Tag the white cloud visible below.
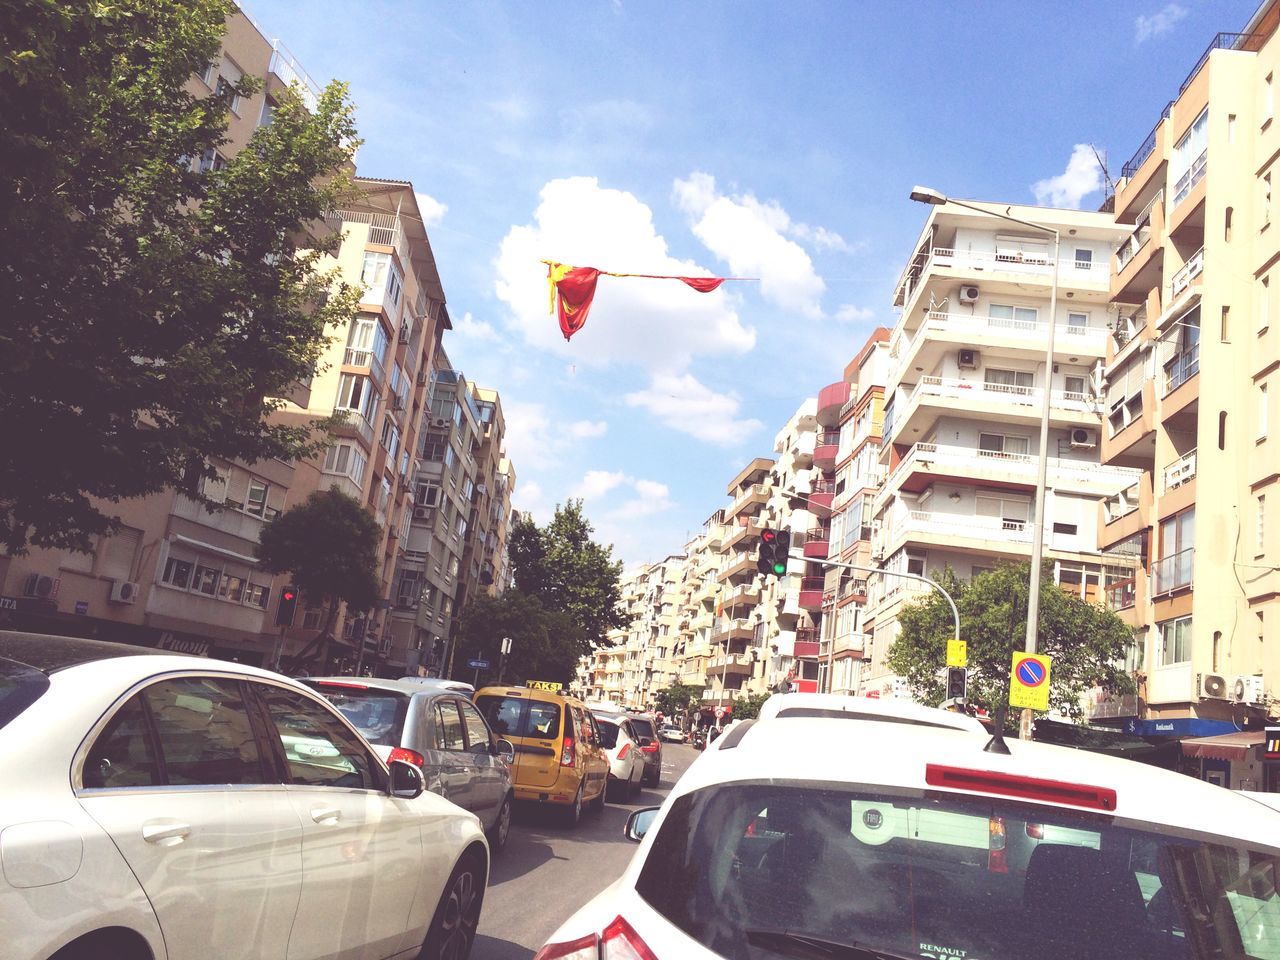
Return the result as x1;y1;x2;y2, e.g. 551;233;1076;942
1135;3;1188;44
1031;144;1103;209
570;470;676;561
489;96;531;124
560;99;654;139
494;177;756;370
511;480;552;524
454;311;500;341
501;402;608;471
574;469;628;500
567;420;608;439
414;191;448;227
673;171;829;317
834;304;875;325
625;371;763;446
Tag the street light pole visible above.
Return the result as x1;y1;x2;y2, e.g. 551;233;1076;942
910;188;1059;739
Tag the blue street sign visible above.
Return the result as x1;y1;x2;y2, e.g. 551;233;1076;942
1016;659;1046;687
467;659;490;669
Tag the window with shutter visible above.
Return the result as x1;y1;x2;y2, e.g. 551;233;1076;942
100;527;141;581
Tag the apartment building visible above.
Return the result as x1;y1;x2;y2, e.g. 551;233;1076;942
863;200;1140;696
1101;9;1280;786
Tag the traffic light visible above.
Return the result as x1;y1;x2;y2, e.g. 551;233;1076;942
945;665;967;701
756;528;792;578
275;586;299;628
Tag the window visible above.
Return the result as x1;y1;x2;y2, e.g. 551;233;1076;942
396;570;420;607
380;419;401;459
421;431;449;462
100;527;141;581
198;58;217;87
144;677;265;785
988;304;1038;327
1222;305;1231;343
1258;494;1268;557
361;251;391;297
302;606;323;630
1262;277;1271;335
976;494;1030;527
161;556;193;589
197;148;226;174
215;56;243;115
1064;375;1087;399
978;433;1030;456
1158;616;1192;666
1260;383;1269;441
244;582;270;609
1155;508;1195;594
1066;311;1089;330
1052;522;1079;536
336;373;377;422
458;701;493;756
1172;109;1208;206
1267;72;1274;124
415;483;439;507
1074;249;1092;269
245;479;268;518
346;316;389;370
192;564;221;596
1264;172;1273;228
323;442;367;484
82;697;159;789
257;684;382;790
984;368;1034;393
435;701;467;751
218;574;245;604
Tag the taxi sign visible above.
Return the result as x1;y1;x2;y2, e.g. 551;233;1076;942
526;679;561;692
1008;652;1052;711
946;639;968;668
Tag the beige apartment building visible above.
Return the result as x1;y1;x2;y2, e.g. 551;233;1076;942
1100;8;1280;786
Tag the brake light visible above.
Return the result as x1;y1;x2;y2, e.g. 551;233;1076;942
925;764;1117;812
617;743;630;760
388;747;425;767
987;816;1008;874
560;734;576;767
315;680;370;690
641;741;659;753
601;915;658;960
1025;822;1044;839
533;933;598;960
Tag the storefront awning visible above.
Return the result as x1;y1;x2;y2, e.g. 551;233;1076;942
1180;731;1264;762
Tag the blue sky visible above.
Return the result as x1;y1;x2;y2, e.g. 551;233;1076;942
248;0;1255;566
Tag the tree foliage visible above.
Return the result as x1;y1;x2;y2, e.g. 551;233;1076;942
885;562;1137;719
256;489;380;645
730;691;771;721
452;591;585;687
507;500;625;653
0;0;362;554
653;682;702;721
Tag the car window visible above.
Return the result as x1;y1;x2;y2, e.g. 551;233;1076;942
635;781;1280;960
629;717;656;741
595;718;620;750
82;696;159;789
143;677;266;786
435;700;467;751
256;684;382;790
457;700;493;756
476;694;563;741
306;684;408;747
585;711;602;746
0;658;50;730
528;701;561;740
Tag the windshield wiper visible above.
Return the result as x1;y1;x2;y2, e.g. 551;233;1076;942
745;928;921;960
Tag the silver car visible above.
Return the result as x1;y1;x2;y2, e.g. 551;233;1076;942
304;677;515;851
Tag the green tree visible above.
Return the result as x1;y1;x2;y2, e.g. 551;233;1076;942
0;0;362;554
451;591;585;687
730;691;771;721
886;562;1137;719
256;490;380;668
507;500;625;653
653;682;702;726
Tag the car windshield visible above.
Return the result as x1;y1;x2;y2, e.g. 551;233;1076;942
476;695;562;741
307;686;408;747
0;659;50;730
635;781;1280;960
595;718;621;750
629;717;656;740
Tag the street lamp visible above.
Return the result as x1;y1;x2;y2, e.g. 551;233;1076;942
909;186;1060;739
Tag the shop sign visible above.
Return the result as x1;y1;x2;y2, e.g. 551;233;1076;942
158;632;210;657
1266;727;1280;764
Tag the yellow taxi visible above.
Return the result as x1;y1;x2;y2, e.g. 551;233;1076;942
474;684;609;826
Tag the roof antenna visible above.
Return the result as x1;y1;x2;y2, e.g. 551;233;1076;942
984;705;1012;755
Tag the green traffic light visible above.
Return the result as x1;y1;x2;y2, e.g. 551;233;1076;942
772;561;786;575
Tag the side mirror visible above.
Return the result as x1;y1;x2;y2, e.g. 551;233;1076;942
389;758;425;800
624;807;661;843
494;739;515;763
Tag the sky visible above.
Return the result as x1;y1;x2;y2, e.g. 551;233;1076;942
247;0;1257;566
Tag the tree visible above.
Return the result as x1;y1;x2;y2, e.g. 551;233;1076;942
256;489;381;668
653;682;702;726
730;691;771;721
886;562;1137;720
507;500;625;653
451;591;585;687
0;0;363;554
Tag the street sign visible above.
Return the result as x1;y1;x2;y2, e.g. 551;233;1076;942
714;705;726;719
1266;727;1280;763
946;639;968;668
1009;652;1052;711
526;679;561;691
467;658;490;669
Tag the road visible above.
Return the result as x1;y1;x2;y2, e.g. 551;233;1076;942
474;742;699;959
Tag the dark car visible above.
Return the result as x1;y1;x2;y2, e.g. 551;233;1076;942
303;676;516;851
625;713;663;787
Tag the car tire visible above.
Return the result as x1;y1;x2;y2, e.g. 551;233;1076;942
563;783;584;827
419;851;485;960
589;780;606;813
487;793;512;853
643;763;659;788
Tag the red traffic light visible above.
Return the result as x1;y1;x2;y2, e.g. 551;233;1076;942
282;590;296;602
761;529;778;545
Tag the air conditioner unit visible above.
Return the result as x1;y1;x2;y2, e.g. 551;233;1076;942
416;371;428;387
21;573;60;600
392;395;405;412
413;505;434;520
399;323;411;344
1232;674;1266;705
1070;428;1097;449
430;417;450;429
958;285;980;304
110;580;140;604
958;348;980;370
1199;672;1229;700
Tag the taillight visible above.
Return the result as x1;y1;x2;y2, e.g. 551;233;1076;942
925;763;1117;812
315;680;370;689
388;747;425;767
601;916;658;960
988;815;1008;874
1025;822;1044;839
641;741;659;753
560;735;576;767
533;933;599;960
617;743;630;760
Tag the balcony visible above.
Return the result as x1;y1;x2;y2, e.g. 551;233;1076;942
1168;247;1204;301
266;41;322;112
813;431;840;471
880;510;1033;557
333;407;375;449
803;525;831;559
1104;576;1138;611
1163;344;1200;396
726;482;769;520
343;346;387;387
716;553;756;584
707;653;753;676
807;478;836;517
894;376;1097;441
1172;151;1207;209
1152;547;1194;595
710;618;755;645
831;633;868;657
895;311;1107;380
720;582;760;610
1163;448;1197;494
898;245;1109;313
793;639;821;658
816;381;851;428
798;577;826;610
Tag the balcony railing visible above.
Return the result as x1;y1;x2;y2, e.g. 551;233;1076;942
906;376;1094;416
1115;191;1162;272
906;246;1102;295
799;576;826;594
343;347;387;385
882;441;1141;494
1103;481;1142;523
1121;103;1172;180
1173;151;1207;208
1170;247;1204;298
334;407;374;447
1153;547;1194;594
267;41;322;112
1163;448;1197;492
888;510;1032;544
1104;576;1138;611
1164;344;1200;394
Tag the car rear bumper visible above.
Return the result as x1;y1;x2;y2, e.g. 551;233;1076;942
513;780;580;806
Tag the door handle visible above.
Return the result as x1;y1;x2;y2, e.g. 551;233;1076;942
310;806;342;824
142;820;191;846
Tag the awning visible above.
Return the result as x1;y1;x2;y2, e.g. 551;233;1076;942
1180;731;1264;762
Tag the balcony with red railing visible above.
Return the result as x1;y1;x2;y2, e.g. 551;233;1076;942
814;431;840;470
794;679;819;694
807;478;835;517
816;381;852;428
803;524;831;559
794;626;821;658
798;577;826;609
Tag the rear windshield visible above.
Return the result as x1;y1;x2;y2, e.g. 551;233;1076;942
595;718;621;750
636;781;1280;960
306;685;408;747
0;659;50;730
476;695;562;741
629;717;656;740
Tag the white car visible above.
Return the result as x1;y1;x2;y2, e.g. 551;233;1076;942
0;630;489;960
536;714;1280;960
757;691;989;734
659;724;687;743
592;713;644;801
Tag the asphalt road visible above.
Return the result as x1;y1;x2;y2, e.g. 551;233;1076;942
473;742;699;959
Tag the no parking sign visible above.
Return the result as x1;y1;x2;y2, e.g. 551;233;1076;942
1008;652;1052;711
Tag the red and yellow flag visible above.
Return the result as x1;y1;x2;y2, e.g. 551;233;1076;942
542;260;733;340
